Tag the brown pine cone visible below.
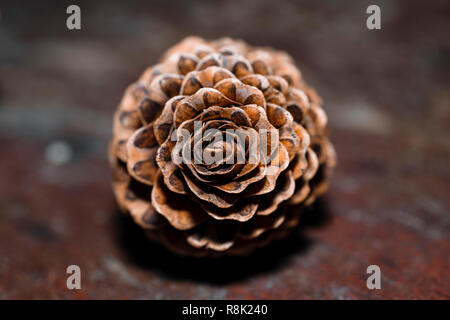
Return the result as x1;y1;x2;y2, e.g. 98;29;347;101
109;36;336;257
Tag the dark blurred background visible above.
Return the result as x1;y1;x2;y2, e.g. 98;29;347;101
0;0;449;299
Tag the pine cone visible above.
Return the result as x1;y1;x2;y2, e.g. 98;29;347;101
109;36;336;257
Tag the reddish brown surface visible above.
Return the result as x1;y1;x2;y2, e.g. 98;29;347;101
0;0;449;299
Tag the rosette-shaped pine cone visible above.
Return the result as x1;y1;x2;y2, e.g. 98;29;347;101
109;37;336;257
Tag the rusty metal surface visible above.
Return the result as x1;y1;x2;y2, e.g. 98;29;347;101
0;0;449;299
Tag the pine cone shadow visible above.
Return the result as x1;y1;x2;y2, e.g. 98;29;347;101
113;198;331;285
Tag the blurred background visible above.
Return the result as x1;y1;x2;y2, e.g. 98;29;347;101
0;0;449;299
